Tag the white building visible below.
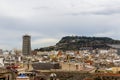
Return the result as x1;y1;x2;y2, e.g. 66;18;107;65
0;57;4;67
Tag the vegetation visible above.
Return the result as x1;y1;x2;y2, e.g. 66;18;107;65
35;36;120;51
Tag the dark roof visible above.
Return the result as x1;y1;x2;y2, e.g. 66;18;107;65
32;62;61;70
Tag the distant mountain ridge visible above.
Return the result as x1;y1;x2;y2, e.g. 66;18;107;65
35;36;120;51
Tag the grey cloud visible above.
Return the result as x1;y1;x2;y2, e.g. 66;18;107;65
66;6;120;16
89;7;120;15
0;0;120;50
32;6;50;10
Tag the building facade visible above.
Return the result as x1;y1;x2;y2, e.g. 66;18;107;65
0;49;2;55
22;35;31;56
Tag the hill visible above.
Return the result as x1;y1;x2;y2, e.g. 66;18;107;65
35;36;120;51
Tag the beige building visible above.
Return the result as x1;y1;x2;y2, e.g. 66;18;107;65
112;67;120;73
16;77;30;80
0;68;13;80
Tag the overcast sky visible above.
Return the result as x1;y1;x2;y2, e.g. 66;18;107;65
0;0;120;50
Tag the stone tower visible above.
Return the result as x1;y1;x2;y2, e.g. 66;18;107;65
22;34;31;55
